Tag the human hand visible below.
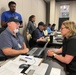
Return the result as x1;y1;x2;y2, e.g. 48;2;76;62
22;48;29;54
37;37;43;42
47;50;55;57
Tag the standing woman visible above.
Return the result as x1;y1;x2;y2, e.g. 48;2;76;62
47;20;76;75
26;15;36;35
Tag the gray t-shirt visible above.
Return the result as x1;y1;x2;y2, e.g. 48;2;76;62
26;21;36;34
0;28;24;58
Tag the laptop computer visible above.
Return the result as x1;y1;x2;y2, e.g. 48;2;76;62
26;41;49;57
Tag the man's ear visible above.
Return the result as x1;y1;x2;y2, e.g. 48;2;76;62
7;22;11;27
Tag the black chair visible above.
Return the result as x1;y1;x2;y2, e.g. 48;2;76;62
0;28;5;33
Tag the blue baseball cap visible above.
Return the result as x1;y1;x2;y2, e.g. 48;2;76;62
7;17;19;23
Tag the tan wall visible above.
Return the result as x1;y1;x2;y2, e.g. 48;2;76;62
0;0;46;33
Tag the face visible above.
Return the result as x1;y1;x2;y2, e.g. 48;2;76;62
32;17;36;22
44;26;47;30
50;25;51;28
8;22;20;32
60;24;70;37
39;26;44;31
9;4;16;12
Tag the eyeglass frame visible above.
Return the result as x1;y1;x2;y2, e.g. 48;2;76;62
60;27;68;30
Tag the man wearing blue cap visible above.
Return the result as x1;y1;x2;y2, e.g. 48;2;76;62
0;17;29;60
29;21;46;47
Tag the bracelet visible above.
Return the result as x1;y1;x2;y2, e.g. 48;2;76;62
53;54;56;58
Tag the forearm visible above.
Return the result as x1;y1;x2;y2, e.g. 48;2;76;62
1;21;7;27
47;47;73;64
3;48;24;56
26;24;30;33
22;42;26;49
37;37;46;42
37;39;46;42
54;47;62;54
54;54;66;63
3;47;29;56
54;54;73;64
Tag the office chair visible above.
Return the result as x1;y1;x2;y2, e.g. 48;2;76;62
0;28;5;33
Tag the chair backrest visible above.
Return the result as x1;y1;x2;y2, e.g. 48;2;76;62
0;28;5;34
23;29;30;48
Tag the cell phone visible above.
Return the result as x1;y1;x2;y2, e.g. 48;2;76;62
21;65;30;74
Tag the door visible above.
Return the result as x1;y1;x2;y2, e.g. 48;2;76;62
58;18;69;30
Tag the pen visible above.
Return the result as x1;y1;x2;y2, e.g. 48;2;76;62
19;58;27;62
25;57;32;60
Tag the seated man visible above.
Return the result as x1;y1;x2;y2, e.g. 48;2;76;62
51;23;56;31
0;17;29;60
43;25;48;36
29;22;46;48
47;23;52;34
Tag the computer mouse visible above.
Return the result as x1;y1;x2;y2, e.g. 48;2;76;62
19;64;30;68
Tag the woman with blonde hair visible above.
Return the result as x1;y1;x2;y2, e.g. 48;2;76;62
47;20;76;75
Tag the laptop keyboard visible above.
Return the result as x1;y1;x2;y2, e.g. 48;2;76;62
27;47;43;56
27;48;38;55
33;48;42;56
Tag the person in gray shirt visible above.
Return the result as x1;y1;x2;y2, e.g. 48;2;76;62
0;17;29;59
26;15;36;34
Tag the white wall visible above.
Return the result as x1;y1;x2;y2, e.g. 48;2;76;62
50;0;56;24
0;0;46;33
69;1;76;22
49;1;76;30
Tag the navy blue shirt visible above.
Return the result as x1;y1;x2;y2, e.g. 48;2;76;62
0;28;24;58
29;28;44;47
1;11;22;28
32;28;44;40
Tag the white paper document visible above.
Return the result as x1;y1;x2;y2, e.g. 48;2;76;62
50;67;61;75
0;55;43;75
0;60;22;75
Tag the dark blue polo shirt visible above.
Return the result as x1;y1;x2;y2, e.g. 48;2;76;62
0;28;24;58
32;28;44;40
1;11;22;24
29;28;44;47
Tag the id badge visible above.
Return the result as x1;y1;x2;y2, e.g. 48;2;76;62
18;43;22;48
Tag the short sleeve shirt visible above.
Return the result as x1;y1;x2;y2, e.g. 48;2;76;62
47;27;51;34
31;28;44;41
1;11;22;28
29;28;44;47
26;21;36;34
62;36;76;73
0;28;24;58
